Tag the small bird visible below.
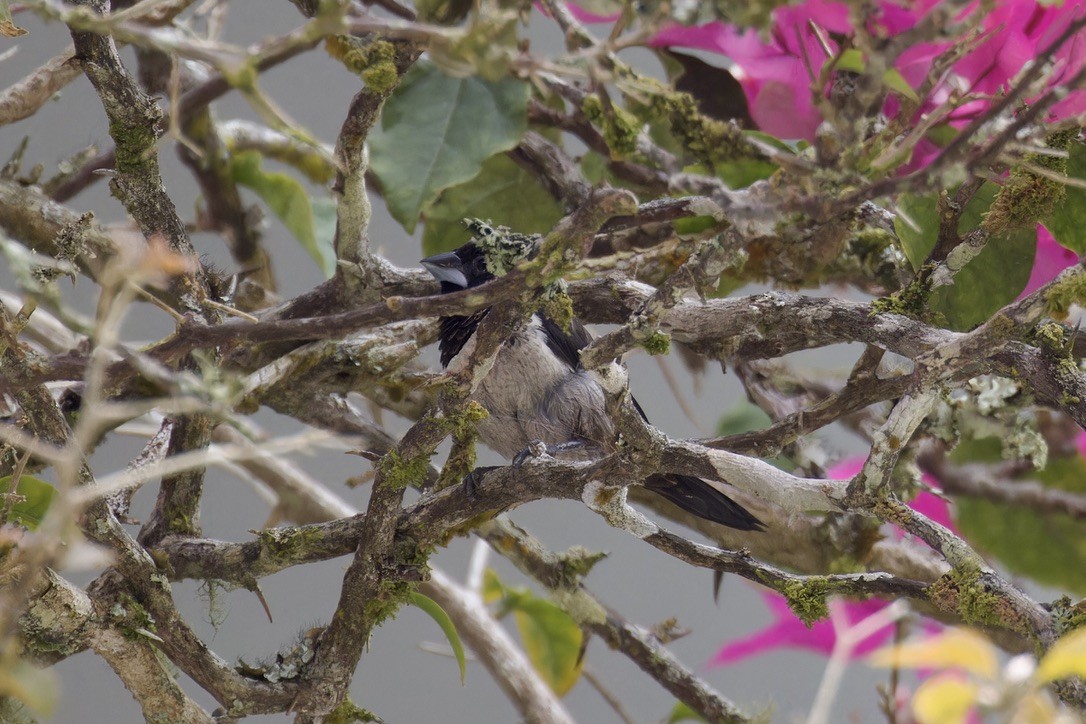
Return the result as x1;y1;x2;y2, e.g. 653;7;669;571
421;222;764;531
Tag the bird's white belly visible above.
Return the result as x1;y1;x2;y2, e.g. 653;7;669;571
449;318;574;458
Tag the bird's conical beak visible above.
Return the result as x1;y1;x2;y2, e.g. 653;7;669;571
420;252;469;288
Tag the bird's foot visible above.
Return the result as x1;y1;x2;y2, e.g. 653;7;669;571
512;440;549;468
512;439;587;467
462;466;498;498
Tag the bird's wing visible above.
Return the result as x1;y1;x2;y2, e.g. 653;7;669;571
540;312;764;531
537;314;594;370
438;310;489;367
644;474;765;531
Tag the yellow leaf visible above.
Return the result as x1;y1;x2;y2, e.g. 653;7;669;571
870;628;999;678
482;568;504;605
912;673;978;724
513;600;584;696
1011;692;1059;724
0;659;57;716
1036;627;1086;682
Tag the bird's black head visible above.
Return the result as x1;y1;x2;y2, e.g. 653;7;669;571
420;242;492;293
421;220;539;293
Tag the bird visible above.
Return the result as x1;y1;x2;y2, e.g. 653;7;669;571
421;221;764;532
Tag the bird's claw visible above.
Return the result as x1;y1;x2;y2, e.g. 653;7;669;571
512;440;549;468
462;470;481;498
462;466;496;498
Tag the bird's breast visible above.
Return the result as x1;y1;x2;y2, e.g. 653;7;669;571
447;317;577;458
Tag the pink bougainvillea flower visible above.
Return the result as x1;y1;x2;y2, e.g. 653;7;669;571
642;0;1086;144
1019;225;1080;299
710;592;894;665
709;457;948;668
649;8;840;140
827;457;954;534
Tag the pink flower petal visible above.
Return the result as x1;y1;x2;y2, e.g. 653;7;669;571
644;0;1086;167
826;457;954;537
1019;226;1079;299
709;593;902;666
711;456;950;668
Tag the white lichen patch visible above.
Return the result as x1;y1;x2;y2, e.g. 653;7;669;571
582;481;659;538
463;218;537;276
967;375;1020;414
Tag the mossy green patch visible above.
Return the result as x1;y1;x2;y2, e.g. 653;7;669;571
326;37;400;92
259;525;325;557
437;402;489;490
1046;269;1086;320
378;448;433;491
870;263;934;319
928;567;1029;633
437;509;499;546
109;117;158;175
557;546;607;585
1050;596;1086;634
326;699;380;724
109;594;158;641
641;87;756;171
780;578;831;627
985;129;1077;235
1034;321;1068;351
357;539;432;631
540;287;574;333
640;331;671;356
581;95;640;158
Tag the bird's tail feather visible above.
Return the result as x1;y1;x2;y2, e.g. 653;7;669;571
644;474;765;531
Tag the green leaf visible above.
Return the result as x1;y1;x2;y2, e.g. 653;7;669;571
1037;627;1086;682
716;401;772;437
715;402;793;469
229;151;334;277
672;216;720;236
408;592;467;684
580;151;615;186
512;598;584;696
1044;140;1086;253
713;131;789;189
952;443;1086;595
482;567;505;605
1;475;56;530
483;569;584;696
831;49;919;103
421;154;562;257
895;193;940;269
895;184;1036;330
925;124;960;149
370;62;529;233
715;158;777;190
310;197;338;274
